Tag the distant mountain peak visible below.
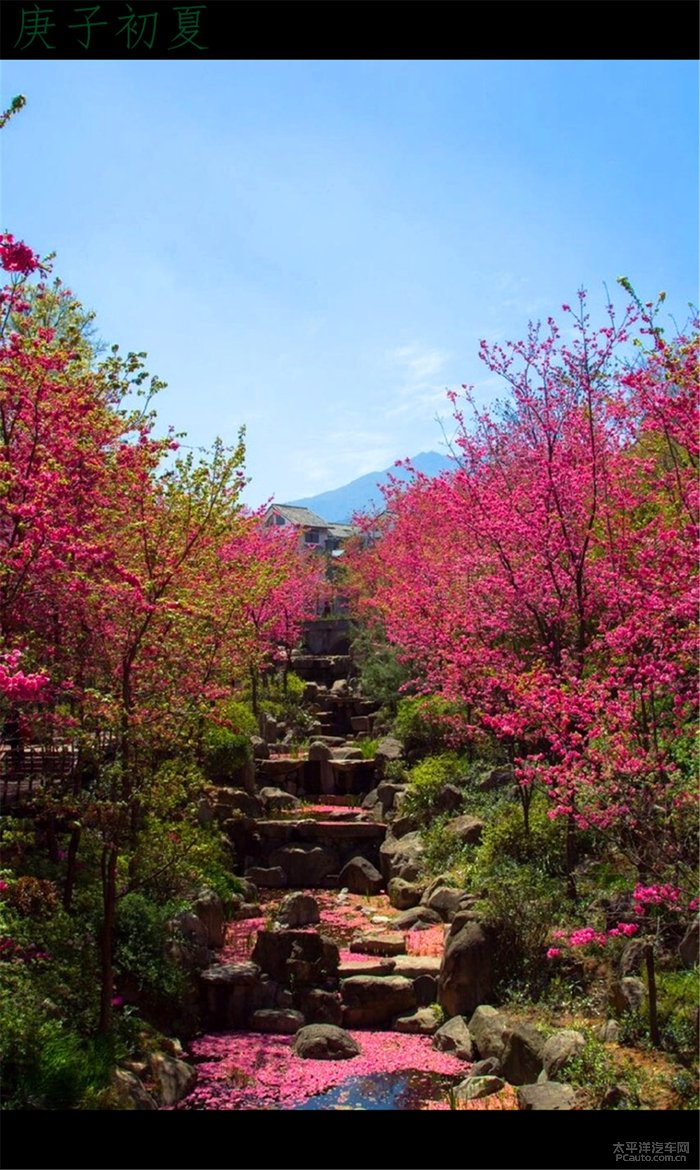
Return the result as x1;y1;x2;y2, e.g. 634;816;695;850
286;451;453;523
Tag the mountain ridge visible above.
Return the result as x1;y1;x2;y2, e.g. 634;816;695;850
286;451;453;523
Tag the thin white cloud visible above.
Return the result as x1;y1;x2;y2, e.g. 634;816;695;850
384;342;451;420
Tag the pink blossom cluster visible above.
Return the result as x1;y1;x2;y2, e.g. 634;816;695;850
0;233;39;274
547;920;640;957
632;884;681;911
0;650;50;701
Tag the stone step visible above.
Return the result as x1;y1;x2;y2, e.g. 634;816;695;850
349;932;407;957
338;958;396;978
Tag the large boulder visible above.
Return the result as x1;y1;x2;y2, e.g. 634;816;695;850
193;890;226;949
394;1006;443;1035
276;892;320;928
379;832;425;883
251;1009;305;1034
501;1023;546;1085
376;782;408;817
308;741;333;762
259;787;300;814
111;1068;157;1110
422;886;467;922
433;784;464;814
517;1082;576;1110
375;737;404;767
432;1016;475;1061
293;1024;360;1060
609;977;645;1016
297;989;343;1026
338;856;383;896
541;1030;586;1080
342;975;416;1027
391;906;442;930
454;1075;506;1101
148;1053;197;1107
437;923;496;1018
210;787;262;818
244;866;287;888
252;929;339;987
467;1006;508;1061
388;878;425;910
442;814;485;846
199;961;261;1029
166;912;211;972
268;845;338;886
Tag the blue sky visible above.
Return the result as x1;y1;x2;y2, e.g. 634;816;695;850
2;59;698;507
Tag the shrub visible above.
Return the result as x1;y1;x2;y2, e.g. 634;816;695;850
473;794;568;879
477;862;565;999
115;893;189;1006
421;814;478;878
393;696;464;760
201;725;251;782
402;752;465;821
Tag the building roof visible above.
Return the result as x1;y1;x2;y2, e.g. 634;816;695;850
269;504;330;528
327;524;356;539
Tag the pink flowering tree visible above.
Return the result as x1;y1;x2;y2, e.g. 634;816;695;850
348;290;698;902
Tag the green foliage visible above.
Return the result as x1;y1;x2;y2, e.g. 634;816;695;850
617;968;699;1059
421;814;477;878
114;893;188;1004
554;1033;633;1108
477;862;565;998
216;698;258;737
201;725;251;781
356;737;379;759
383;759;408;783
393;696;462;759
473;794;568;879
350;623;408;714
402;752;465;821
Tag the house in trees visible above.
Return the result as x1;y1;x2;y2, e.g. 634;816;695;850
263;505;356;555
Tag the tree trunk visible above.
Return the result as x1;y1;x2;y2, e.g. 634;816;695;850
98;843;118;1035
645;943;660;1046
62;825;81;912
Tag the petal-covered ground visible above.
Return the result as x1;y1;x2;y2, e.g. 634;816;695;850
180;1030;466;1110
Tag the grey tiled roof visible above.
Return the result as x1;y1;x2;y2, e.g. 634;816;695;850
269;504;329;528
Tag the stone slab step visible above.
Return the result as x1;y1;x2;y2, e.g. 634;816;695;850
338;959;396;978
349;932;406;957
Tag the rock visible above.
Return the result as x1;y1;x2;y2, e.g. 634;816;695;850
251;1009;305;1034
478;766;513;791
391;814;422;838
619;939;647;977
609;977;645;1015
166;911;211;971
276;892;320;928
388;878;426;910
111;1068;157;1110
293;1023;360;1060
421;874;456;900
375;737;404;765
338;856;383;896
308;741;334;762
199;962;261;1029
268;845;338;886
455;1075;505;1101
361;789;380;811
392;906;442;930
601;1084;635;1108
193;889;226;949
342;975;416;1027
252;929;339;986
330;679;349;697
259;787;300;814
394;1006;443;1034
297;989;343;1026
542;1030;586;1079
442;814;485;845
237;878;259;902
212;787;262;818
433;784;464;814
448;908;484;934
470;1057;502;1077
237;902;262;919
379;832;425;883
438;924;496;1018
432;1016;475;1061
413;974;439;1006
679;915;699;968
350;932;406;957
517;1082;576;1110
245;866;288;888
196;798;215;825
467;1006;509;1061
376;782;408;816
251;736;269;759
595;1019;621;1043
422;886;467;921
501;1023;546;1085
331;746;363;761
148;1054;197;1107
